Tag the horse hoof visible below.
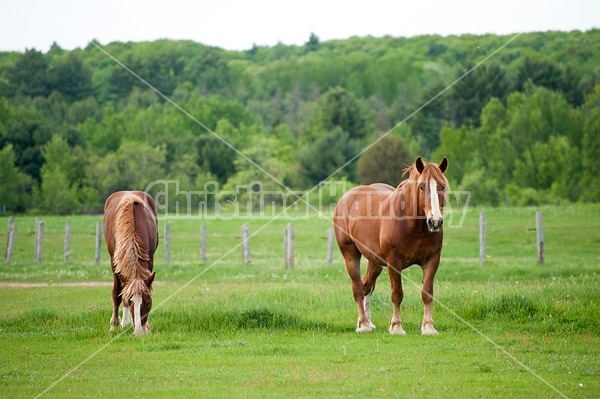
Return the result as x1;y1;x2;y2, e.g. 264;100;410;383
389;325;406;335
356;325;374;333
133;328;148;336
421;325;439;335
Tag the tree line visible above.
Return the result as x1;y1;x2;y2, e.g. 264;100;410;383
0;30;599;214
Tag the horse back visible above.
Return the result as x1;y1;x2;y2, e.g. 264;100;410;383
132;193;159;260
334;183;395;219
333;184;395;263
103;191;158;261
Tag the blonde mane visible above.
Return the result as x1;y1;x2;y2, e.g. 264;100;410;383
401;160;449;190
394;159;450;217
112;193;153;299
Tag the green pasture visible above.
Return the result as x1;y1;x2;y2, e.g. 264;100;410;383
0;205;599;398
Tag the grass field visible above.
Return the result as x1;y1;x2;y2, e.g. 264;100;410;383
0;204;599;398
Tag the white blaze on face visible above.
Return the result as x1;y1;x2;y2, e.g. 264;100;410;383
429;179;442;221
132;294;144;335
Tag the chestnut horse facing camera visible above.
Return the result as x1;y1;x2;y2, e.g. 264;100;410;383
104;191;158;336
334;156;449;335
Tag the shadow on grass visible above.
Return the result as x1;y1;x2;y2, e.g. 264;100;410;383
150;306;347;334
0;306;348;336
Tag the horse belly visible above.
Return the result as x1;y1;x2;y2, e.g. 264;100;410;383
334;188;391;265
346;224;386;266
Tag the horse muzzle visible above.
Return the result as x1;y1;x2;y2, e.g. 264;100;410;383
427;217;444;233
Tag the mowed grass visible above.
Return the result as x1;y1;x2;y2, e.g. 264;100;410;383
0;204;599;398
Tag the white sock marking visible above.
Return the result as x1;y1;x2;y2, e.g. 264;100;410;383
121;307;132;327
357;293;376;331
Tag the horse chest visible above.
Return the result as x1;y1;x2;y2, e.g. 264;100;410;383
381;229;442;266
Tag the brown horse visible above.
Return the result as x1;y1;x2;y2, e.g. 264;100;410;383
104;191;158;336
334;156;449;335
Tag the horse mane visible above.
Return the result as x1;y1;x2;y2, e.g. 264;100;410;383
113;193;153;299
401;160;449;190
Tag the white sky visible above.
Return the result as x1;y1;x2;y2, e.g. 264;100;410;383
0;0;598;52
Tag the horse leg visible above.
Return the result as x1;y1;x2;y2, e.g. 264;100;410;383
421;259;440;335
121;305;133;327
110;272;121;331
341;246;371;333
387;262;406;335
362;260;383;330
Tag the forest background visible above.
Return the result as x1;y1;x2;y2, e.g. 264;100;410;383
0;30;599;214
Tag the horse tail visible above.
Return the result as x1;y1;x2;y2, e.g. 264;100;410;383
113;194;152;286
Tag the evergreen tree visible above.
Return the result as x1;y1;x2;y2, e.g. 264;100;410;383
39;136;81;214
515;57;564;93
450;63;510;128
305;33;320;52
580;87;600;202
317;87;368;140
5;49;50;97
0;144;32;212
297;128;360;186
47;52;94;101
357;135;413;185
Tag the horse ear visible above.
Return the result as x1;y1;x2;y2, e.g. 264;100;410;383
145;272;156;287
415;156;425;173
439;157;448;173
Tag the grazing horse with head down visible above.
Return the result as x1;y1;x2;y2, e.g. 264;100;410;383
104;191;158;336
334;156;449;335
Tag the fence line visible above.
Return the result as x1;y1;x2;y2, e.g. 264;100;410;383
479;212;486;267
284;223;294;269
536;212;544;265
200;225;207;263
0;214;547;266
5;216;15;263
35;217;43;263
242;223;251;264
326;227;334;264
64;221;71;263
164;224;171;264
95;222;102;264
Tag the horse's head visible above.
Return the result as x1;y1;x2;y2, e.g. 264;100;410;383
122;273;155;335
405;156;449;233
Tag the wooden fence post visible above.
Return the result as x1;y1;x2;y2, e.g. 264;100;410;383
327;227;334;264
5;216;13;261
242;223;251;264
479;212;486;267
5;216;15;263
283;227;288;264
35;217;43;263
64;221;71;263
95;222;102;264
285;223;294;269
164;224;171;264
536;212;544;265
200;225;207;263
